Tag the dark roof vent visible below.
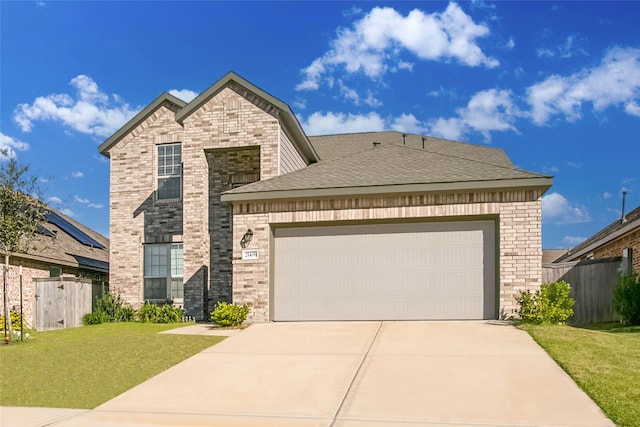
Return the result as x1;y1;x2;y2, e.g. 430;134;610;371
402;134;407;145
372;141;381;147
421;137;426;149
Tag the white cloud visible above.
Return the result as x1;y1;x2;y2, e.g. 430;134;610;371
337;80;383;107
0;132;30;160
300;111;386;136
563;235;587;246
425;117;464;141
427;89;518;141
297;3;498;91
538;35;587;59
542;165;560;174
541;192;591;224
168;89;198;103
72;171;84;178
506;37;515;49
74;195;90;204
527;46;640;125
13;75;140;137
536;48;555;58
391;113;429;134
60;208;76;217
47;196;62;204
88;203;103;209
602;192;613;199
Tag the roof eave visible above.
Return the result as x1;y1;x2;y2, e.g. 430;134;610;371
98;92;187;157
221;177;553;203
558;217;640;262
175;71;319;163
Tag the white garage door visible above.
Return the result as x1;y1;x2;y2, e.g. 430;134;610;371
273;221;495;321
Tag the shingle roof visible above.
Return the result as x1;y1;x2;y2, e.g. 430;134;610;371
222;142;551;201
16;208;109;272
555;205;640;263
310;131;513;167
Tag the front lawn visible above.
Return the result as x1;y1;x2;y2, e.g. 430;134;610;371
522;323;640;427
0;323;224;409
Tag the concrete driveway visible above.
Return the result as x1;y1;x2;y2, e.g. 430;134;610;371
3;321;614;426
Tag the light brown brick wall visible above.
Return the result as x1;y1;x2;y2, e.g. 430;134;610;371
181;86;282;319
593;227;640;273
232;189;544;321
108;104;184;307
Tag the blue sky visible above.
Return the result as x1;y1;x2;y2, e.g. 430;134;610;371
1;1;638;249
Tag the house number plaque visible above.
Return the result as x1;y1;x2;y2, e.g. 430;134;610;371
242;249;259;260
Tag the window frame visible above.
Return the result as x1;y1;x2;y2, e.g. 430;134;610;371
156;142;182;201
143;243;184;302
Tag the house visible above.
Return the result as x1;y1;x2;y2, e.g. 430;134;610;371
98;71;552;322
1;209;109;328
555;205;640;273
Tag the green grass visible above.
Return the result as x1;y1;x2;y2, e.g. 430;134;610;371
0;323;224;409
521;323;640;427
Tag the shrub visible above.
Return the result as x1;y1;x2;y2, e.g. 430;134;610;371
515;281;575;324
0;311;23;331
210;302;249;327
138;302;183;323
82;311;110;325
83;292;134;325
614;273;640;325
137;302;159;323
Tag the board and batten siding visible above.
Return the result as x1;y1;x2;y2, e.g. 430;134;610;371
279;129;307;174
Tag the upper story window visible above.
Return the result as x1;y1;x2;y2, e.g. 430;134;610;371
157;143;182;200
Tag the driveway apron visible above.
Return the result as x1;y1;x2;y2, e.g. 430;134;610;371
45;321;613;427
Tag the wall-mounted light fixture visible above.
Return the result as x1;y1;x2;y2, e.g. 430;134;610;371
240;228;253;248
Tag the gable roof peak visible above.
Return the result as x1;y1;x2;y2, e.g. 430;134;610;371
174;71;318;162
98;92;186;157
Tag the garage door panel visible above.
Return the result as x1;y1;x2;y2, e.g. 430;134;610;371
274;221;495;321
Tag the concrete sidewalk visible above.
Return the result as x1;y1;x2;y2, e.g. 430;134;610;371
1;321;614;426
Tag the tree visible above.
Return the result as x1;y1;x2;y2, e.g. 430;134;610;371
1;150;47;342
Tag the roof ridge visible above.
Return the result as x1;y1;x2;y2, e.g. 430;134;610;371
369;143;550;178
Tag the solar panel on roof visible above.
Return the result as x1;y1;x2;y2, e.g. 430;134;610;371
38;226;54;237
45;211;106;249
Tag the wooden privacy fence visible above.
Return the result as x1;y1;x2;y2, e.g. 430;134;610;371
34;277;93;331
542;257;621;325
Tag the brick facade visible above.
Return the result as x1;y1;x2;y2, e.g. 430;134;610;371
232;189;544;322
107;85;301;319
593;227;640;273
108;103;184;307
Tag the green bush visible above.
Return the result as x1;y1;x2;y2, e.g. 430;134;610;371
515;281;575;324
137;302;159;323
138;302;183;323
614;273;640;325
210;302;249;327
83;292;134;325
82;311;110;325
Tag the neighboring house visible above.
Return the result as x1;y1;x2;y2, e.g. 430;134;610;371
555;205;640;273
99;71;552;322
1;209;109;328
542;249;569;264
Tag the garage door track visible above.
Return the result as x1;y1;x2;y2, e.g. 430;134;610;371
20;321;614;426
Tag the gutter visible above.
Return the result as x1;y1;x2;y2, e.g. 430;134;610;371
221;177;553;203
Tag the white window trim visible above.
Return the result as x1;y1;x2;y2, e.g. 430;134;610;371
156;142;182;201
